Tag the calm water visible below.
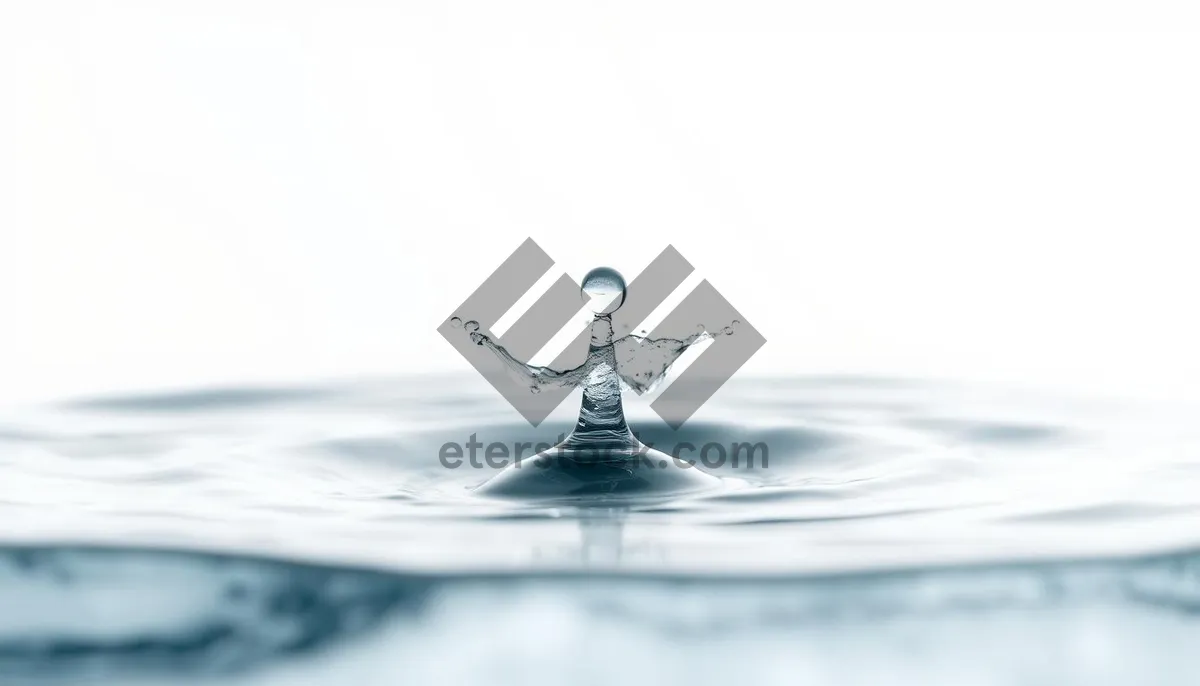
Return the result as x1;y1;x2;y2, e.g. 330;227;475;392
2;375;1200;685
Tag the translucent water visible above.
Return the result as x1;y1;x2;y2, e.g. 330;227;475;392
581;267;627;315
455;266;733;499
2;375;1200;684
465;320;720;396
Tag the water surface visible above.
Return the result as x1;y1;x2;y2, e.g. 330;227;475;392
2;375;1198;684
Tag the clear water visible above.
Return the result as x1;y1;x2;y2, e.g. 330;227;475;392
3;375;1200;684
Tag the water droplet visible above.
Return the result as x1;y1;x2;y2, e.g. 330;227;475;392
464;320;479;332
581;267;627;315
723;326;734;335
449;317;463;328
732;319;741;326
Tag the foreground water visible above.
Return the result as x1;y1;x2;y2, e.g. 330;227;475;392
2;375;1200;684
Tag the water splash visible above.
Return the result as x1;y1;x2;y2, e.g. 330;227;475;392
466;325;732;396
452;266;739;499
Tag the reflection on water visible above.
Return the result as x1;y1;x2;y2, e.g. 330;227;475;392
5;542;1200;685
1;374;1199;684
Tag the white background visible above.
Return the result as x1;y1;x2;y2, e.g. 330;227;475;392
3;1;1200;405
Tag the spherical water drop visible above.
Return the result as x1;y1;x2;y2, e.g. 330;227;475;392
723;326;734;335
581;267;627;315
449;317;463;328
464;320;479;332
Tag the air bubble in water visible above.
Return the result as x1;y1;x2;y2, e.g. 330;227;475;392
581;267;626;315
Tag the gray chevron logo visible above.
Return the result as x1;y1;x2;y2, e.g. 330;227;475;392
438;238;765;428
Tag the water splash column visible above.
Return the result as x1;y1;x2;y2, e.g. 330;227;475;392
476;265;723;499
574;315;631;436
570;268;633;443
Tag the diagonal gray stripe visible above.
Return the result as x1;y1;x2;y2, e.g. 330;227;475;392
648;280;766;429
450;238;553;329
547;327;594;373
611;245;695;337
437;319;578;426
499;273;588;361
